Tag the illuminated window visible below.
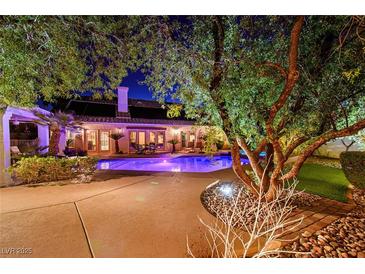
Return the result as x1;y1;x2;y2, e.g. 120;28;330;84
87;130;97;151
129;131;137;148
189;132;196;142
100;131;110;151
149;132;156;144
157;132;164;145
66;129;75;147
138;132;146;145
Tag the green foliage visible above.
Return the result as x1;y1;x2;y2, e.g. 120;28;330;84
167;139;179;145
133;16;365;150
0;16;139;107
202;127;226;154
167;138;178;153
340;151;365;189
342;67;361;84
166;104;182;118
9;156;98;184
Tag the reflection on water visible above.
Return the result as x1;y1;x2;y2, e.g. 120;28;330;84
100;162;110;170
171;167;181;172
97;156;249;173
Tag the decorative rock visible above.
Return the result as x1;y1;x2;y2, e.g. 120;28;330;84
318;235;327;242
302;231;312;238
312;246;322;255
324;246;333;252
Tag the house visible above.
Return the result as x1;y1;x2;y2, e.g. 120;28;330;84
0;86;209;184
57;86;206;155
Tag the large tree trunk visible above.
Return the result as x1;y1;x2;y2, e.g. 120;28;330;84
264;178;284;202
49;127;60;156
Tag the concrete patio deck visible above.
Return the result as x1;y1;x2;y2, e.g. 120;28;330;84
0;174;219;257
0;169;355;258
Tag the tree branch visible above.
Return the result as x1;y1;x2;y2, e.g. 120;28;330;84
257;62;287;78
237;138;265;181
284;136;309;160
267;16;304;124
231;141;260;195
282;118;365;180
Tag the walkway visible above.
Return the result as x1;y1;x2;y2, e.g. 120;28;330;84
281;198;355;244
0;169;355;257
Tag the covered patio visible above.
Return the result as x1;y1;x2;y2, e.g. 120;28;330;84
0;107;50;186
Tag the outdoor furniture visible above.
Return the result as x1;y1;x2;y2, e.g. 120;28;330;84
10;146;23;164
135;144;147;154
148;143;156;154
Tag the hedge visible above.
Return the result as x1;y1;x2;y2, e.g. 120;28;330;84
340;151;365;189
9;156;98;184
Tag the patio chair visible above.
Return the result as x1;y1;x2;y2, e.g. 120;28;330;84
10;146;24;164
148;143;156;154
135;144;147;154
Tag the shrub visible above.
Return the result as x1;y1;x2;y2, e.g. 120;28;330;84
64;147;87;157
9;156;98;184
340;151;365;189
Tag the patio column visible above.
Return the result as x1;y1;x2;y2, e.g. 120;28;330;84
0;108;12;185
37;124;49;153
59;129;66;154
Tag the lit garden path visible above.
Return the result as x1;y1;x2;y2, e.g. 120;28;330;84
0;170;355;257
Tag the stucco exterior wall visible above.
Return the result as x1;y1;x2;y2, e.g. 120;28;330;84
71;122;208;155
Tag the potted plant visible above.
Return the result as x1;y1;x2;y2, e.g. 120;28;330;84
168;139;179;153
110;132;124;154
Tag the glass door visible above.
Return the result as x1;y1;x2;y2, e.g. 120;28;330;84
86;130;97;151
149;131;156;145
157;132;165;149
129;131;137;149
100;130;110;151
181;132;186;148
138;131;146;145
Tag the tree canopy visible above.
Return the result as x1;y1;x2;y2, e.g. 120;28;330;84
130;16;365;199
0;16;137;107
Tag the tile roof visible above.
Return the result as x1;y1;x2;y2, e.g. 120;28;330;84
75;115;194;125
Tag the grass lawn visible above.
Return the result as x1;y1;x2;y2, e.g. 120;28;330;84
296;163;350;202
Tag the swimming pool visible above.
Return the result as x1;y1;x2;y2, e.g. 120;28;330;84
97;155;249;173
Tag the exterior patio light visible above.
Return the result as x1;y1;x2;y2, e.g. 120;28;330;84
172;128;179;135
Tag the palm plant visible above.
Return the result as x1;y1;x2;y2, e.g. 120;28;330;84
34;111;82;156
109;132;124;153
168;139;179;153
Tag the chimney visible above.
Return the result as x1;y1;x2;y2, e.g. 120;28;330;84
117;86;129;113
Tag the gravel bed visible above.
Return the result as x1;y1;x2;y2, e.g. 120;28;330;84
201;181;321;228
280;188;365;258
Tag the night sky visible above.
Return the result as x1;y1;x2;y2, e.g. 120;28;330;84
119;71;153;101
120;70;178;103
